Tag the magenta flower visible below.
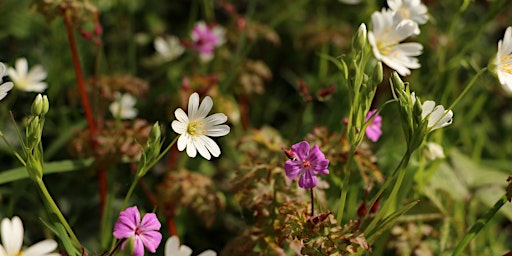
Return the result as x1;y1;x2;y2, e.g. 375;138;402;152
365;109;382;142
191;21;225;60
284;141;329;189
113;206;162;256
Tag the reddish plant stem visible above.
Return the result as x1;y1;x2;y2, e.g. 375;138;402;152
63;9;107;216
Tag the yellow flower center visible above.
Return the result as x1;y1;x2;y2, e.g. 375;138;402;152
500;55;512;74
187;121;206;137
399;8;410;19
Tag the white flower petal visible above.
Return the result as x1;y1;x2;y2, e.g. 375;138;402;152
1;217;23;254
28;65;47;81
204;113;228;126
196;96;213;119
23;239;58;256
15;58;28;77
172;120;187;135
177;134;188;151
186;138;197;157
188;93;200;120
197;250;217;256
204;125;230;137
193;138;211;160
199;136;221;157
421;100;436;119
174;108;189;123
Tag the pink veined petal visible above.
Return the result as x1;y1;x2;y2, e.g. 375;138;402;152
132;237;145;256
15;58;28;77
198;136;221;158
188;93;200;120
174;108;189;124
290;141;310;160
298;170;318;189
139;230;162;253
196;96;213;119
284;160;302;180
307;145;325;164
186;138;198;157
313;159;330;175
140;213;161;231
204;125;230;137
193;138;211;160
113;206;140;239
23;240;58;256
1;217;23;254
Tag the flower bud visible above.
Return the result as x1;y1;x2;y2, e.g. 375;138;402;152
148;122;161;144
372;62;383;85
352;23;367;51
390;72;405;92
41;95;49;115
31;94;44;116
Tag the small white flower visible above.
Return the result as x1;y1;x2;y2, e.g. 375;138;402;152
387;0;428;34
109;92;138;119
495;26;512;94
0;216;59;256
421;100;453;131
7;58;47;92
171;92;230;160
422;142;445;161
368;9;423;76
164;236;217;256
154;36;185;62
0;63;14;101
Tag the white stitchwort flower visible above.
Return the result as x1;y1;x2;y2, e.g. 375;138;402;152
368;9;423;76
420;100;453;131
171;92;230;160
165;236;216;256
0;216;59;256
422;142;445;161
0;63;14;101
7;58;47;92
495;26;512;94
154;35;185;62
387;0;428;34
109;92;138;119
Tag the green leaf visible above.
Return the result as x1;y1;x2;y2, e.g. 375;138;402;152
0;158;94;184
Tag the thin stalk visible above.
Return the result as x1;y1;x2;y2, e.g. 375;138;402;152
336;146;356;224
35;177;81;249
447;67;487;111
452;193;508;256
310;188;314;217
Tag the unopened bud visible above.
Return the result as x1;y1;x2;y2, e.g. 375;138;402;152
148;122;161;144
41;95;49;115
31;94;44;116
352;23;367;51
390;72;405;91
372;62;383;84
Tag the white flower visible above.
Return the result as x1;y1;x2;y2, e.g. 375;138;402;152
387;0;428;34
0;216;59;256
109;92;138;119
422;142;445;161
421;100;453;131
0;63;14;101
154;36;185;62
339;0;362;4
368;9;423;76
495;26;512;94
165;236;217;256
7;58;47;92
171;92;230;160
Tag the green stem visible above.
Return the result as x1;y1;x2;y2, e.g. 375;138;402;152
35;177;81;249
452;193;508;256
310;188;314;217
336;147;356;225
447;67;487;111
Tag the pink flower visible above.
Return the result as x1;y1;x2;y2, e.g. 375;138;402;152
113;206;162;256
191;21;225;60
284;141;329;189
365;109;382;142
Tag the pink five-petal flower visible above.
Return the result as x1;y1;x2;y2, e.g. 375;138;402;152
365;109;382;142
191;21;225;59
284;141;329;189
113;206;162;256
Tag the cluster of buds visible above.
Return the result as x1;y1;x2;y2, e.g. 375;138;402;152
136;122;163;178
25;94;50;180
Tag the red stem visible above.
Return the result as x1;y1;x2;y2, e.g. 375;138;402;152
63;9;107;216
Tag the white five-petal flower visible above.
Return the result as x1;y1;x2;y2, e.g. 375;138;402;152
164;236;217;256
495;26;512;94
7;58;47;93
0;216;60;256
368;9;423;76
0;63;14;101
387;0;428;34
171;92;230;160
154;36;185;62
109;92;138;119
420;100;453;131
